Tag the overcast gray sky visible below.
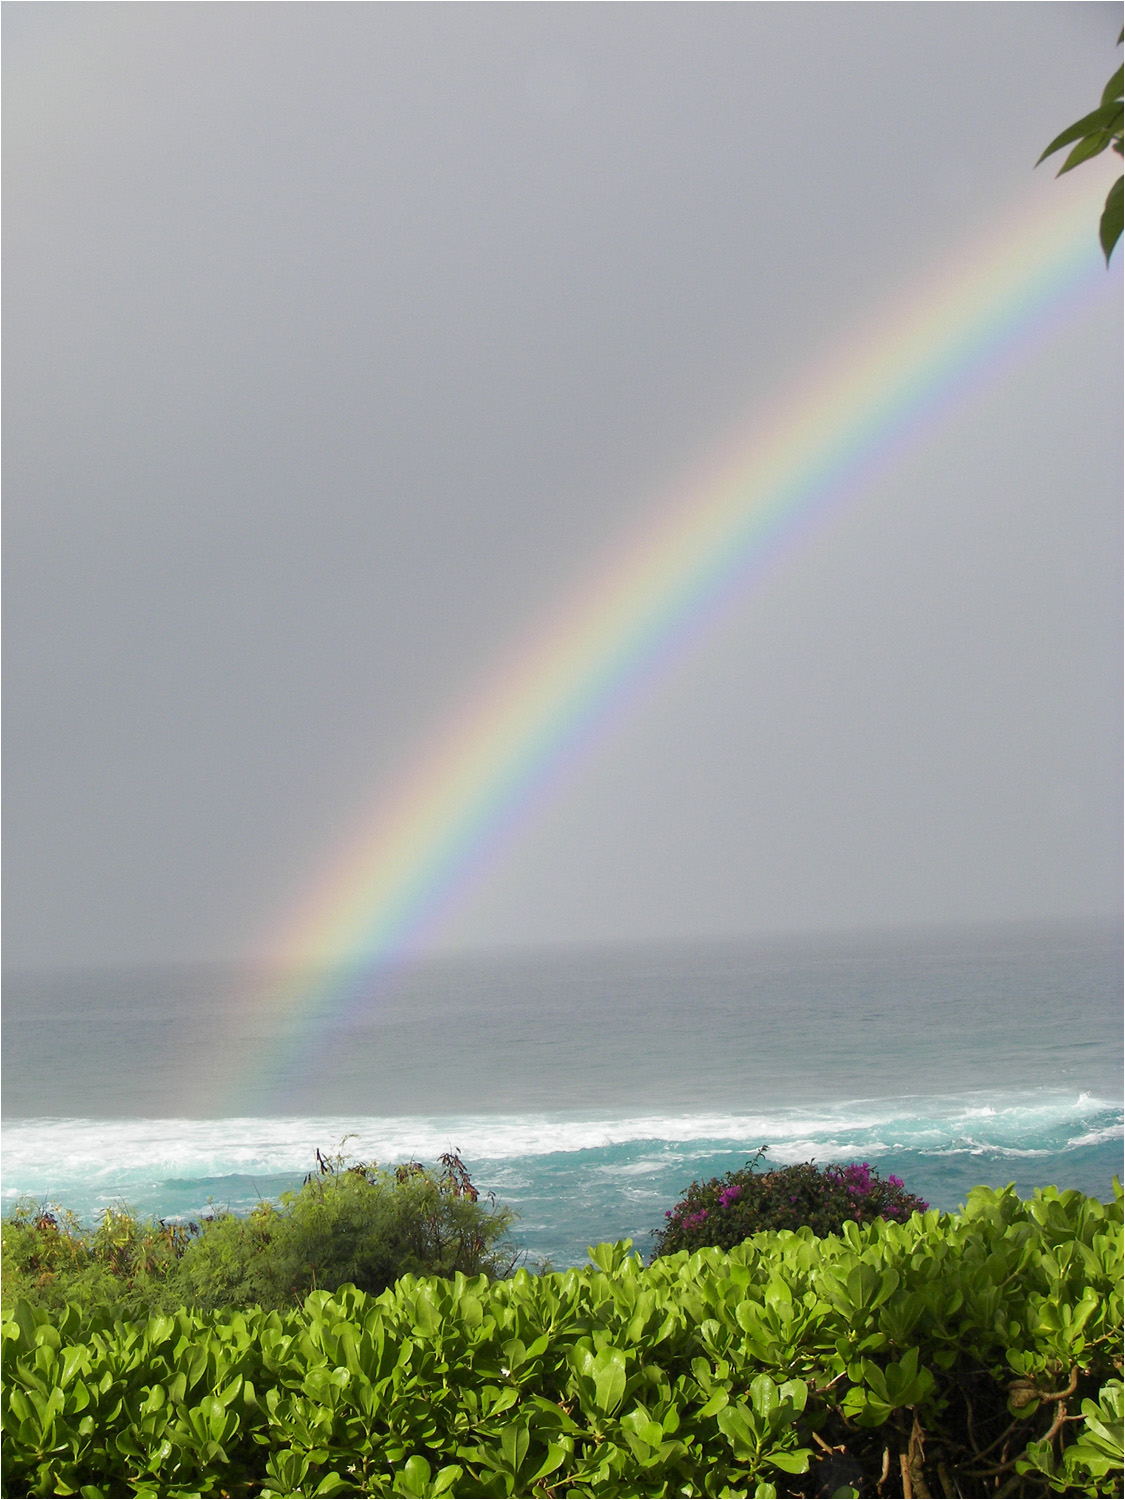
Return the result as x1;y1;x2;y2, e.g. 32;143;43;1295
4;2;1121;972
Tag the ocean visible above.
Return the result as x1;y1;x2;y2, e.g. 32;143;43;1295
2;920;1121;1268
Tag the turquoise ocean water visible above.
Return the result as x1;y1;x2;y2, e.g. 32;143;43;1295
3;921;1121;1267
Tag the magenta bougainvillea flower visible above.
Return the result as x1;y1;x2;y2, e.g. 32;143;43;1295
653;1151;928;1258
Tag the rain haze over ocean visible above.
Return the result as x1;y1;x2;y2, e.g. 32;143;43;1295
4;4;1122;1261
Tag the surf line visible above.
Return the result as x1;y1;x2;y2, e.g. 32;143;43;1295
226;176;1115;1107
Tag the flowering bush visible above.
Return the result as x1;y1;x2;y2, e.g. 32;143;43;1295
653;1149;929;1256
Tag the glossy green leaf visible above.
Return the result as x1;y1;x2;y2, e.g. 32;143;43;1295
592;1345;627;1414
1100;175;1123;262
1038;101;1123;165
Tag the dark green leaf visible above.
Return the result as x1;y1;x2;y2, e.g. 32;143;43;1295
1037;102;1123;165
1100;175;1124;262
499;1421;529;1474
1059;125;1121;175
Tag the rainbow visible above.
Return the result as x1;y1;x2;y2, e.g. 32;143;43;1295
226;177;1116;1107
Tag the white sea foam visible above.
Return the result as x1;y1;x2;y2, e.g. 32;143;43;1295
1067;1123;1125;1148
2;1094;1119;1257
2;1090;1119;1190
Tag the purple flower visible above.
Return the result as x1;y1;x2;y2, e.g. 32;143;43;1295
718;1186;742;1208
888;1175;903;1189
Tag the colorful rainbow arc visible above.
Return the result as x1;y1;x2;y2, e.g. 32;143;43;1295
228;178;1115;1105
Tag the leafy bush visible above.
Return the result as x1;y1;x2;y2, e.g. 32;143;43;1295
171;1152;518;1312
1;1150;517;1318
1;1203;193;1320
653;1149;930;1256
2;1183;1121;1498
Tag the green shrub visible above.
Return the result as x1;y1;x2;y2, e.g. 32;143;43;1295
2;1183;1121;1499
1;1203;193;1319
653;1149;930;1257
1;1151;517;1317
170;1153;519;1312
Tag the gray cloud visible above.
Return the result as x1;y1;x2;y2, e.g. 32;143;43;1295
4;2;1121;967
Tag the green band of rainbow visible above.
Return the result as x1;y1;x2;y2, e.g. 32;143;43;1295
222;178;1117;1109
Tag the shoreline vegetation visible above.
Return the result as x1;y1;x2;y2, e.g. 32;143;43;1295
2;1149;1122;1498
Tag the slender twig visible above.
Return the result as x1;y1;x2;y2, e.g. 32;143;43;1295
1038;1367;1078;1403
966;1392;1082;1481
908;1410;932;1498
964;1431;1016;1483
968;1417;1021;1463
879;1444;891;1491
963;1390;979;1457
937;1458;959;1499
963;1454;1021;1480
1040;1397;1071;1448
